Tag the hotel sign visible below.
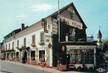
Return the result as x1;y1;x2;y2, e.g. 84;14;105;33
52;16;83;34
60;16;83;29
52;19;58;34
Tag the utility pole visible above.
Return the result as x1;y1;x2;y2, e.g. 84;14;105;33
58;0;60;43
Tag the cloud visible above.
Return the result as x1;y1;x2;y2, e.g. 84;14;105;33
30;3;55;12
17;14;28;18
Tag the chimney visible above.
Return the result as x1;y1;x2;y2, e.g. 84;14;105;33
21;23;25;30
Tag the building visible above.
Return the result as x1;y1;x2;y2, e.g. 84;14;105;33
0;42;3;59
1;2;97;70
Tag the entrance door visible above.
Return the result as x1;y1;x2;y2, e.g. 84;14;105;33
31;51;35;61
39;50;45;62
22;50;27;63
16;52;19;61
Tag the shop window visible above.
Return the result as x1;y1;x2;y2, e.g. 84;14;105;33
81;50;88;64
67;49;94;64
69;49;81;64
87;50;94;64
75;50;81;63
81;49;94;64
70;49;75;64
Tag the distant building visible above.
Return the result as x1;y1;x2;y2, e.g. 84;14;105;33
0;42;3;59
97;29;104;50
1;3;97;70
87;35;94;42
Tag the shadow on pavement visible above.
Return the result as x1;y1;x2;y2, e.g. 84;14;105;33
1;70;12;73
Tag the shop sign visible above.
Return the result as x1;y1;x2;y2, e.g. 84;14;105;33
60;16;83;29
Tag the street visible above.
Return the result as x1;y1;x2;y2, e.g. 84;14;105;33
0;60;94;73
0;60;50;73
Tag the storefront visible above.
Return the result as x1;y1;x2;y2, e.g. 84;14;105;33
2;50;15;60
57;41;96;70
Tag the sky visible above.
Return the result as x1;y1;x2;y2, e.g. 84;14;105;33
0;0;108;42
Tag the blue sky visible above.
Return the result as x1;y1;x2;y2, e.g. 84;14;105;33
0;0;108;42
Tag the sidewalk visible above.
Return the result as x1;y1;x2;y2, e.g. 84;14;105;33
2;60;92;73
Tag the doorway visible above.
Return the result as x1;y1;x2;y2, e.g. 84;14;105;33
39;50;45;63
31;51;35;61
22;50;27;63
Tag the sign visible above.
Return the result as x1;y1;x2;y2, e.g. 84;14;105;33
52;19;58;34
60;16;83;29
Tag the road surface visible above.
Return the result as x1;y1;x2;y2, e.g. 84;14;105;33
0;60;50;73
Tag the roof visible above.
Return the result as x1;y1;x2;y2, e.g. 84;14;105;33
4;28;21;39
29;2;87;29
50;2;87;29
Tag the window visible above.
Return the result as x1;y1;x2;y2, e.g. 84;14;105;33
32;35;35;47
41;19;48;33
70;49;76;64
12;42;14;49
40;32;44;43
68;49;82;64
87;50;94;64
24;38;26;47
6;44;7;50
60;48;94;64
69;28;75;41
81;49;94;64
81;50;86;63
9;43;10;50
17;40;19;48
70;11;74;19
